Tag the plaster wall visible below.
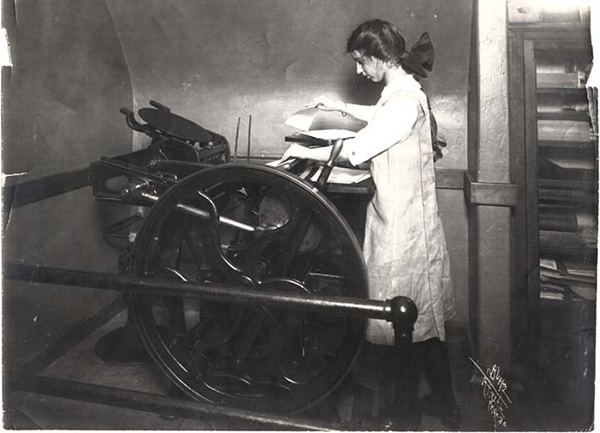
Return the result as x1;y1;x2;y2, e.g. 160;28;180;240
106;0;473;324
106;0;471;169
2;0;133;369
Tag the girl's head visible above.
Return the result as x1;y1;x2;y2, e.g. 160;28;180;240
346;19;407;82
346;19;406;65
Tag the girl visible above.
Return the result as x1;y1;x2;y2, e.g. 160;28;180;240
283;19;459;429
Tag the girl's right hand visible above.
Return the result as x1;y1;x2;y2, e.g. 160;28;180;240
307;96;346;113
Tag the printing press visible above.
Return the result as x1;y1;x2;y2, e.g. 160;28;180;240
4;101;417;429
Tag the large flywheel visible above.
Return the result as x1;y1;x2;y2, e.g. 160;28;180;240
129;163;368;414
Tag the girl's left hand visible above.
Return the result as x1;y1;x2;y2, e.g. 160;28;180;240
306;96;345;112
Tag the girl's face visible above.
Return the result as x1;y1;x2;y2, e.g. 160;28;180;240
351;51;387;82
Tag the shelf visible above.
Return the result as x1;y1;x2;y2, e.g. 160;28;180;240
510;26;596;369
538;172;598;186
538;178;598;190
538;159;598;183
538;139;594;149
540;295;596;311
537;111;590;121
534;39;593;54
539;248;598;263
537;87;588;95
539;195;597;206
540;226;596;245
509;23;592;32
538;208;596;233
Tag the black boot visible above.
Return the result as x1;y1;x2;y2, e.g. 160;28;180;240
420;338;461;429
378;343;421;430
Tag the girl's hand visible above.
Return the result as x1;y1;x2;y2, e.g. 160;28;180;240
281;143;307;161
307;96;346;113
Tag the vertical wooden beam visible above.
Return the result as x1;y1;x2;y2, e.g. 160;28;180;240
467;0;516;374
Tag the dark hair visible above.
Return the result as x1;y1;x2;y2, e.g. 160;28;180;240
347;19;446;161
429;104;447;162
346;19;406;65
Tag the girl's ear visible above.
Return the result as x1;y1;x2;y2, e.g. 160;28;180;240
369;56;385;68
381;59;396;72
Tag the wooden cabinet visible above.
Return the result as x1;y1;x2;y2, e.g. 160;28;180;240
509;23;596;408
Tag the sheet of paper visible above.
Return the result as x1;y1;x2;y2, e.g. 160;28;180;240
540;257;558;270
299;129;357;140
285;107;320;131
538;120;591;141
266;157;297;168
539;291;565;301
309;166;371;184
547;156;596;170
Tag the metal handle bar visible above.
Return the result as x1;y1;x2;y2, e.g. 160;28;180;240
4;262;417;331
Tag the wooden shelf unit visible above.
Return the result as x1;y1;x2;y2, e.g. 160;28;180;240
509;23;596;401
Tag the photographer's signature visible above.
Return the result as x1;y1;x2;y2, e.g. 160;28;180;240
470;358;512;429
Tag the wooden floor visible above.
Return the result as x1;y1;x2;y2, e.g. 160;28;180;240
3;306;595;431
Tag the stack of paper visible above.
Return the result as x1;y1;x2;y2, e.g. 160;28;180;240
540;256;597;301
285;107;320;131
540;290;566;301
299;129;356;141
538;120;591;141
539;230;597;251
285;105;356;141
546;156;596;170
308;166;371;184
266;157;297;169
537;72;587;88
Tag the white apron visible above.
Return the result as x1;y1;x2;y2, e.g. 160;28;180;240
362;87;455;345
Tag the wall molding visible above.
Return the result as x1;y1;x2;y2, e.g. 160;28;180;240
435;169;465;190
463;171;518;207
2;166;518;209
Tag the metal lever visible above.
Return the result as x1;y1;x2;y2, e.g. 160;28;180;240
139;192;256;233
120;181;256;234
149;100;171;112
119;108;151;133
316;139;344;190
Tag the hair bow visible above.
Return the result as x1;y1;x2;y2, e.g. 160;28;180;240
401;32;434;78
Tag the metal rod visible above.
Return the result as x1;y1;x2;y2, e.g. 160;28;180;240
12;375;336;431
15;299;125;378
5;262;417;423
148;159;212;177
139;192;255;233
234;117;240;162
3;167;90;209
4;262;392;321
100;157;175;186
247;114;252;163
